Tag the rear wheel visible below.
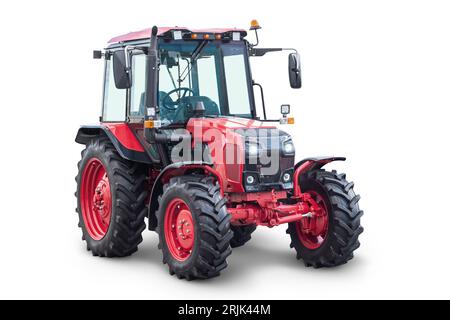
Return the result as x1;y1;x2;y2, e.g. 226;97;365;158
156;175;233;280
75;138;148;257
230;224;257;248
287;169;363;267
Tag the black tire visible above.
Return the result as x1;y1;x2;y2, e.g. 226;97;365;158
287;169;363;268
75;137;148;257
156;175;233;280
230;224;257;248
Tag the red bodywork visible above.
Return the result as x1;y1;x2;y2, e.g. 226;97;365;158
109;27;247;44
186;117;276;193
227;191;322;228
103;123;144;152
103;120;327;229
185;118;324;228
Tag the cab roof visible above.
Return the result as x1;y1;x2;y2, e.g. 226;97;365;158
108;27;247;44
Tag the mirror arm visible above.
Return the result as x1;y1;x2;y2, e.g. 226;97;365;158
282;48;299;53
123;45;148;69
250;47;282;57
124;46;135;71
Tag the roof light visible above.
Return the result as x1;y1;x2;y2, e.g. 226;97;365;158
204;34;210;40
172;30;182;40
215;34;222;40
191;33;198;39
232;32;241;41
250;19;261;30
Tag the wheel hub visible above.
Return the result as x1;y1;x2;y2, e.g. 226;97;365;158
175;210;194;249
296;191;329;249
80;158;112;240
92;177;111;223
165;199;195;261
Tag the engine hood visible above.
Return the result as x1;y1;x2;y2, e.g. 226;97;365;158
184;116;295;193
186;116;293;147
186;117;278;131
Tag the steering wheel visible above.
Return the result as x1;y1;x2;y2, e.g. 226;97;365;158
161;87;194;111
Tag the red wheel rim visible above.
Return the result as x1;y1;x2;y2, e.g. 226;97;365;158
296;191;329;250
80;158;112;240
164;199;195;261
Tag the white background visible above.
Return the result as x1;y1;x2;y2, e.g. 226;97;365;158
0;0;449;299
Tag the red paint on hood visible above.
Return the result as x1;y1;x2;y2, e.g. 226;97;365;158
185;117;278;194
187;117;277;132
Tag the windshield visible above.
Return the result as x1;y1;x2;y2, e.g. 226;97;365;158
158;40;253;125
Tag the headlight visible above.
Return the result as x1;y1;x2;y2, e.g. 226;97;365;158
247;143;259;157
282;141;295;155
246;175;256;185
244;173;258;186
282;173;292;183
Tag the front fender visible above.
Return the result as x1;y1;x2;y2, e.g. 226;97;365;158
293;157;346;196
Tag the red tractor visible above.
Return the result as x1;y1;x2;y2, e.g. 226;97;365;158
75;21;363;280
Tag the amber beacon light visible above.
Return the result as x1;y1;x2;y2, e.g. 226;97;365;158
250;19;261;30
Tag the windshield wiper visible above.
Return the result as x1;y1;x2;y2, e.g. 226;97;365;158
191;40;208;63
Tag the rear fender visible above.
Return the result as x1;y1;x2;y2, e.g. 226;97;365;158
147;162;224;230
293;157;346;196
75;124;151;164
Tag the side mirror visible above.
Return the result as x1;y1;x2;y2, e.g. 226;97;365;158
93;50;103;59
288;53;302;89
113;50;131;89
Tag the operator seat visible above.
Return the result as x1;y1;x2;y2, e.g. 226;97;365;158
173;96;220;123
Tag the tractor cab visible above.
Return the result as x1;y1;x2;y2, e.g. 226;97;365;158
94;23;301;169
94;23;301;126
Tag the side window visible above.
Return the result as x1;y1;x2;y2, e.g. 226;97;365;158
223;48;252;116
130;53;147;117
103;57;126;121
197;56;220;106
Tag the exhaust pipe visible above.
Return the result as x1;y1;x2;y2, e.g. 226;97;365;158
144;26;170;166
145;26;159;120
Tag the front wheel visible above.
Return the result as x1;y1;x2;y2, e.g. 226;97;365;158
156;175;233;280
287;169;364;268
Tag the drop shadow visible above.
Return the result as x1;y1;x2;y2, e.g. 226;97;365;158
79;230;365;284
